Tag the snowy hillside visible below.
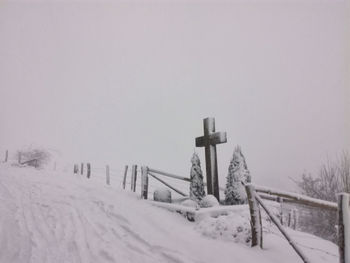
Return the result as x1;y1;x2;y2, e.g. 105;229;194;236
0;164;339;263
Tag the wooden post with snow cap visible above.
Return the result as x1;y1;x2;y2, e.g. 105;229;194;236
81;163;84;175
106;165;110;185
122;165;128;189
337;193;350;263
4;150;8;162
245;184;263;248
131;165;137;192
195;117;227;201
141;166;149;199
87;163;91;178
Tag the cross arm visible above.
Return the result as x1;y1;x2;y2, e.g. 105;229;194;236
195;136;205;147
196;132;227;147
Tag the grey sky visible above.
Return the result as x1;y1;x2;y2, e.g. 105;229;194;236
0;0;349;190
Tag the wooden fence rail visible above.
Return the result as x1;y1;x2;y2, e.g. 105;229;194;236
148;172;187;197
255;185;337;211
147;168;191;182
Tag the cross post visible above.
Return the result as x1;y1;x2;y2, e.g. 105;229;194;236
195;117;227;201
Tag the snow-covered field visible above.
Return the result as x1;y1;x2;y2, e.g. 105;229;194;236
0;164;339;263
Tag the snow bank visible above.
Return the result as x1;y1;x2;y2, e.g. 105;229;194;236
195;207;252;244
0;165;339;263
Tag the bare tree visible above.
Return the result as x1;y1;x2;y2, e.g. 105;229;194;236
296;151;350;242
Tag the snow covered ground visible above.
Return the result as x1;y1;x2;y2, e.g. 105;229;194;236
0;164;339;263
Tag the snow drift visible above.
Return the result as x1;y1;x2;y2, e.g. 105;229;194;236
0;164;339;263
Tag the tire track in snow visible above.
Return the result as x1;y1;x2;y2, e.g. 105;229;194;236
0;179;27;262
1;168;202;263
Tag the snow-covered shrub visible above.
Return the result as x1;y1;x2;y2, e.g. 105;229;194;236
195;210;252;244
15;148;51;168
153;188;172;203
224;146;251;205
189;153;206;202
195;201;281;245
200;195;219;208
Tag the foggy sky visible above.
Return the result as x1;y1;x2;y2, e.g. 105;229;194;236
0;0;349;190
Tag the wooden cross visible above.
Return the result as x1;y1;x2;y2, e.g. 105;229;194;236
196;117;227;201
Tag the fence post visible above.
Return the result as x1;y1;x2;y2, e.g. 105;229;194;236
106;165;110;185
87;163;91;178
5;150;8;162
130;168;134;190
131;165;137;192
122;165;128;189
245;184;263;248
141;166;149;199
277;197;284;225
74;164;78;174
292;209;298;230
337;193;350;263
81;163;84;175
288;211;292;228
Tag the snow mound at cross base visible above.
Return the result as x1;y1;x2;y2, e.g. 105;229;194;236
195;207;252;244
0;165;339;263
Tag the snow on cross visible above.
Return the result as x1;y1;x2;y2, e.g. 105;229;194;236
195;117;227;201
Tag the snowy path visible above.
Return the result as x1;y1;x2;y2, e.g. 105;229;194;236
0;165;338;263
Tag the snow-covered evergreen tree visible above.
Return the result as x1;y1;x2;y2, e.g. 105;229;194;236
189;153;206;202
224;146;251;205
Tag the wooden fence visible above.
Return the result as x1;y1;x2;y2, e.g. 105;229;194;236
121;165;191;200
245;183;349;263
70;163;189;199
121;165;349;263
